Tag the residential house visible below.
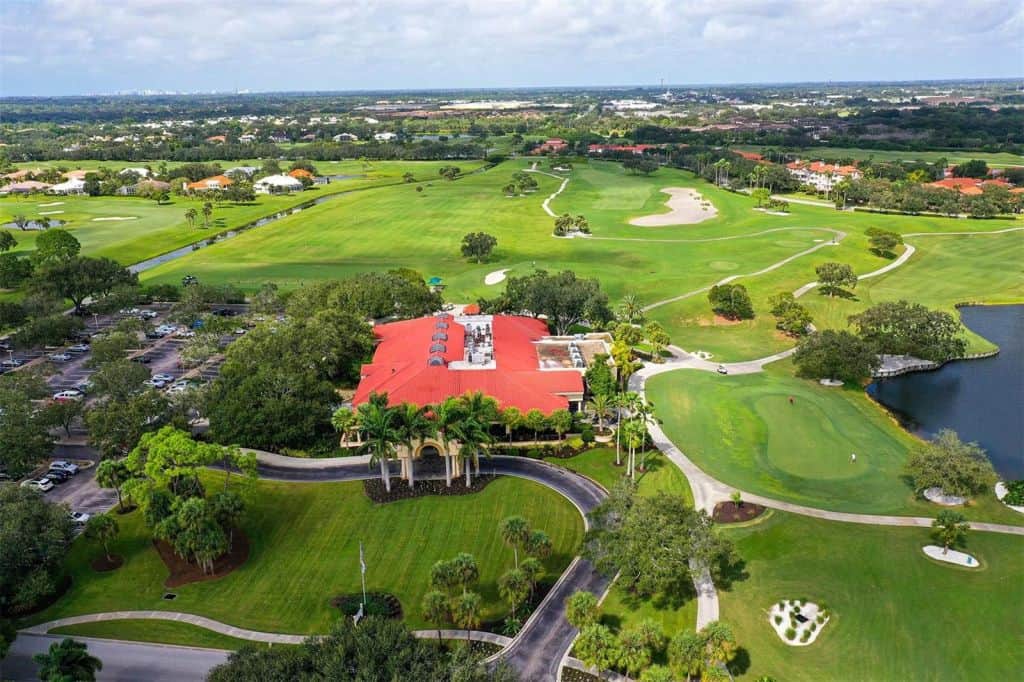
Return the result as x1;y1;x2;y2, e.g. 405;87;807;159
118;167;151;178
225;166;259;178
253;174;303;194
205;135;227;144
117;180;171;196
333;133;359;142
587;143;656;155
186;175;233;192
0;180;52;194
48;178;87;195
533;138;569;155
373;131;398;142
786;161;861;192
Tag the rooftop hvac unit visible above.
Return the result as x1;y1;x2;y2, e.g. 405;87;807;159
428;355;445;366
429;343;446;353
431;332;448;341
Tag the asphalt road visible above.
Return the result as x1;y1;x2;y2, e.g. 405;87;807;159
3;633;228;682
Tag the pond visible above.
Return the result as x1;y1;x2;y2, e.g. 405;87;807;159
867;305;1024;479
2;219;65;230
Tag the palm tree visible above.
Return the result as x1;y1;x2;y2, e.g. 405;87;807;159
184;208;197;229
394;402;436;489
701;621;739;671
33;638;103;682
501;406;523;444
452;552;480;595
500;516;529;568
452;591;482;640
356;399;400;493
525;529;552;559
611;392;627;466
421;590;450;642
453;392;497;486
12;215;29;231
617;294;644;323
588;393;612;435
433;397;463;487
932;510;970;554
330;407;356;446
520;556;544;599
201;202;213;228
83;514;119;562
498;568;530;620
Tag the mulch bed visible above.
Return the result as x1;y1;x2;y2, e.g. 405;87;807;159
363;474;498;503
90;554;124;572
154;528;249;588
713;500;766;524
562;668;601;682
330;592;403;620
114;504;138;516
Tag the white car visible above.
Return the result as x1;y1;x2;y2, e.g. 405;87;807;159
53;389;84;402
139;310;159;319
152;373;175;383
69;511;91;526
50;460;80;475
74;379;93;393
175;328;196;338
48;352;72;362
21;477;54;493
143;378;168;389
1;358;23;368
233;328;247;335
155;325;176;335
67;343;90;353
120;307;141;316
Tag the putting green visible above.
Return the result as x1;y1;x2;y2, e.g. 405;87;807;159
648;362;1023;522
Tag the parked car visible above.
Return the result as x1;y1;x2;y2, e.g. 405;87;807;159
69;511;91;526
233;328;247;335
717;365;729;375
45;469;72;483
131;355;152;364
74;379;93;393
152;373;175;383
175;328;196;338
119;307;141;316
21;477;54;493
53;390;84;402
68;343;90;353
144;330;165;340
48;352;72;362
139;310;159;319
0;339;11;351
49;460;80;475
0;358;23;368
143;378;168;389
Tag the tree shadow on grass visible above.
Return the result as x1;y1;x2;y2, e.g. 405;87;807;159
816;288;859;301
714;555;749;592
729;647;752;676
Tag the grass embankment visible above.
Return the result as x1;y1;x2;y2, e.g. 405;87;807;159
647;361;1023;523
720;511;1024;680
28;473;583;643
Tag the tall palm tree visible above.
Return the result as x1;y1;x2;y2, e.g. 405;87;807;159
453;591;482;640
201;201;213;228
611;392;627;466
356;399;400;493
454;392;498;486
184;208;197;229
33;638;103;682
394;402;436;488
617;294;644;324
330;407;356;446
433;396;464;487
500;516;530;568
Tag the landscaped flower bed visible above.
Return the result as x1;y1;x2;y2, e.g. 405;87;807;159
769;599;830;646
330;592;403;620
362;475;498;503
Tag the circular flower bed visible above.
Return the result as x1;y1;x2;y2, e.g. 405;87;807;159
712;500;766;524
330;592;403;620
769;599;830;646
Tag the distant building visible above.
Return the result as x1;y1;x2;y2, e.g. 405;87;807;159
118;167;151;178
186;175;233;192
205;135;227;144
333;133;359;142
924;177;1013;196
587;143;656;155
48;178;86;195
733;150;764;161
225;166;259;178
785;161;861;192
373;132;398;142
239;134;257;143
63;170;90;180
253;174;303;194
288;168;314;181
533;138;569;155
0;180;52;194
117;180;170;196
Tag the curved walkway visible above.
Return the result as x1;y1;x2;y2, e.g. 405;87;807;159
523;167;571;218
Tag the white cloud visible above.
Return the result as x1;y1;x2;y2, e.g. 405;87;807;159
0;0;1020;94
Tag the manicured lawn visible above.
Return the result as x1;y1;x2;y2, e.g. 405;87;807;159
719;511;1024;680
27;473;583;637
646;362;1023;523
545;447;693;507
0;160;482;267
50;619;269;651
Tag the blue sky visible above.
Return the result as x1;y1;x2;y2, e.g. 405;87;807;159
1;0;1021;96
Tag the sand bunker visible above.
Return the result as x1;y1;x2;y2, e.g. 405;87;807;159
630;187;718;226
39;210;64;215
38;202;64;207
484;268;510;285
92;216;138;222
922;545;979;568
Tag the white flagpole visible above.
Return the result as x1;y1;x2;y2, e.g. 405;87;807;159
359;542;367;614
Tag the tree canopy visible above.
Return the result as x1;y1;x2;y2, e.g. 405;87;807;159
0;486;74;616
906;429;996;498
793;329;879;383
483;269;611;335
460;232;498;263
708;283;753;320
849;300;966;362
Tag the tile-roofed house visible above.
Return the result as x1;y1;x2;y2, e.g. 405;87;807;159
786;160;861;192
185;175;233;192
352;314;592;415
0;180;52;194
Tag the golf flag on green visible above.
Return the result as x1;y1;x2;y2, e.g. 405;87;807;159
360;542;366;575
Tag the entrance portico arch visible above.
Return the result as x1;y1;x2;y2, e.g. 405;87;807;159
396;438;463;488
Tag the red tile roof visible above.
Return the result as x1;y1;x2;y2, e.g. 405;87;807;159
787;161;859;176
352;315;583;414
186;174;233;190
288;168;314;179
733;150;764;161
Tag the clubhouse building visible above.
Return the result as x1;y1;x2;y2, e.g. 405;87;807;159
352;313;611;415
